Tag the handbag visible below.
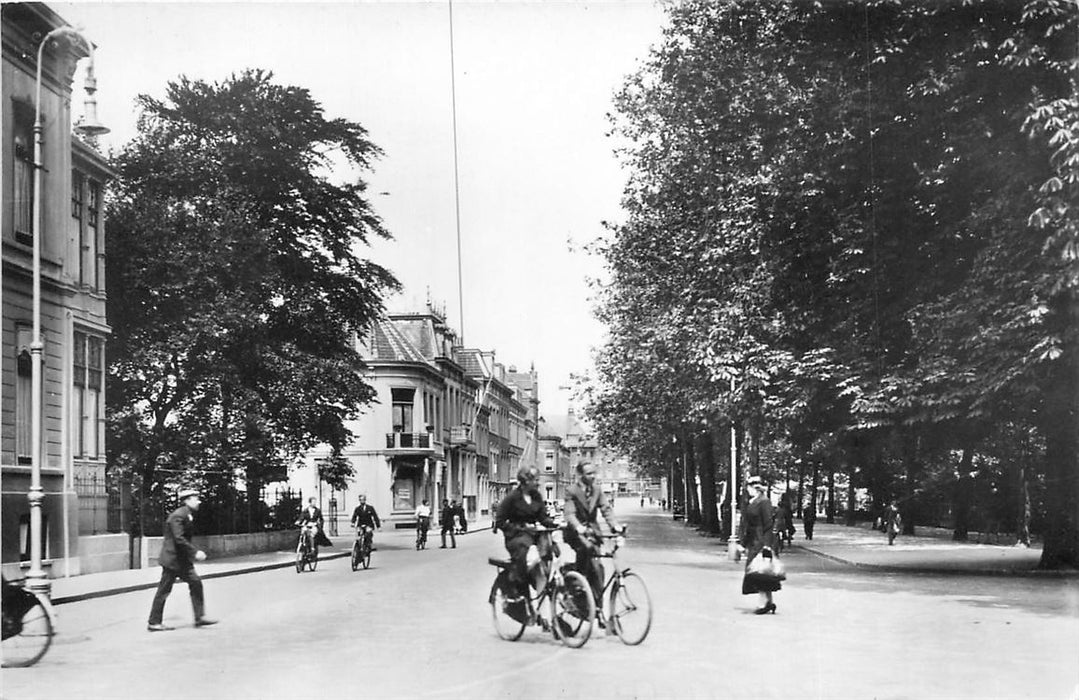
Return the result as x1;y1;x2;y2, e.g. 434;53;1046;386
748;546;786;581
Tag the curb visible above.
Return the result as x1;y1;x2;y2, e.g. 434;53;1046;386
792;544;1079;578
51;551;351;606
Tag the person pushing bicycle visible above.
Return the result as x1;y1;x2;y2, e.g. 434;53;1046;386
494;466;558;596
563;461;624;624
350;494;382;550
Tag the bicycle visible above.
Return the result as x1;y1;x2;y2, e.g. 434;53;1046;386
352;525;373;571
595;532;653;645
1;577;54;667
416;517;430;551
488;526;595;648
295;523;319;573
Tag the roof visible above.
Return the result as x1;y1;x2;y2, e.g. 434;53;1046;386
366;319;429;364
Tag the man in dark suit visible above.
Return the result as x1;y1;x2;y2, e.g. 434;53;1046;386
439;499;456;549
147;488;217;631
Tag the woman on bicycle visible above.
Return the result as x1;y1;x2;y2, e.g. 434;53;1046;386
494;466;558;594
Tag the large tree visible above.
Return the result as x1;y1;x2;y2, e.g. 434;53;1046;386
591;1;1078;566
106;70;399;531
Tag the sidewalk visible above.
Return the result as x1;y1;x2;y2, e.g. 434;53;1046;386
790;521;1079;577
47;520;495;605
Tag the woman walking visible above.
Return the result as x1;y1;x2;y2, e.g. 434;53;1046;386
740;475;781;614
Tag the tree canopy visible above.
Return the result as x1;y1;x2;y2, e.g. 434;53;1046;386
106;69;399;530
589;1;1078;566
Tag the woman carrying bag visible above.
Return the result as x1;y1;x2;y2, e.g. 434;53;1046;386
740;475;784;614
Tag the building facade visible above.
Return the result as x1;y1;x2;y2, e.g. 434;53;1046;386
2;2;117;577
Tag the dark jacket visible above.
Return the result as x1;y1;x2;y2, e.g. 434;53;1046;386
495;488;556;541
740;494;775;562
159;505;199;571
299;506;333;547
351;503;381;529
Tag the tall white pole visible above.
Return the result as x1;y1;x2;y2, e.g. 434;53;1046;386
727;376;739;561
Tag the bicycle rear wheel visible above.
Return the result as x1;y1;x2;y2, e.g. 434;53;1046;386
490;578;526;641
1;596;53;667
609;572;652;645
551;570;594;648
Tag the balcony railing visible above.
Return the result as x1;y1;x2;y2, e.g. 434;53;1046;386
449;425;473;446
385;432;432;450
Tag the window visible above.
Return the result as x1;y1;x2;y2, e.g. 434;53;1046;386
15;338;32;465
72;170;101;288
73;331;105;458
391;388;414;434
544;450;555;473
12;106;35;244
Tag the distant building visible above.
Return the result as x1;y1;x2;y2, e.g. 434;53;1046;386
542;408;648;498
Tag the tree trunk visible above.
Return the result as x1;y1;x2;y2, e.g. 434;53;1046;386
796;460;805;519
952;446;974;541
1039;290;1079;568
695;430;720;533
810;461;820;518
684;433;701;525
826;468;836;523
846;468;857;526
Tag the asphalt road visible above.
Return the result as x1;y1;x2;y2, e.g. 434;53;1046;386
4;501;1078;700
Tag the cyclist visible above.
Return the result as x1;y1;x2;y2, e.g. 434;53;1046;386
415;499;432;545
350;494;382;551
297;497;330;554
494;466;558;595
563;461;624;623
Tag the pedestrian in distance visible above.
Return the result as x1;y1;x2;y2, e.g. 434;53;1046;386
802;505;817;540
884;502;903;545
147;488;217;632
440;499;457;548
452;499;468;534
739;475;781;615
773;494;794;553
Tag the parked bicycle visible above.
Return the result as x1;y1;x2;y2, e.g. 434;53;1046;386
416;516;430;551
1;577;54;667
295;522;319;573
352;525;373;571
595;532;652;645
488;527;595;648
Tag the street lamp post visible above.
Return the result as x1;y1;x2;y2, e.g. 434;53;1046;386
27;26;108;597
727;376;739;561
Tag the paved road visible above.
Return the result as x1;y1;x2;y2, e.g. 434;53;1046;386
4;502;1078;700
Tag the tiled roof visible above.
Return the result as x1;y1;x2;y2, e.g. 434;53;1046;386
368;319;429;364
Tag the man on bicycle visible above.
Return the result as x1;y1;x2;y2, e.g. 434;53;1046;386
415;499;432;543
495;466;558;595
563;462;623;622
350;494;381;550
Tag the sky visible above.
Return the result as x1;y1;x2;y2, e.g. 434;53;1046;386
51;0;668;416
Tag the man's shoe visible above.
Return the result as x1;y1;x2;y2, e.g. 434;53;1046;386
194;617;219;627
147;623;173;632
440;545;447;549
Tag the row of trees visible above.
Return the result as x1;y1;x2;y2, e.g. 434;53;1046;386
105;70;398;532
586;1;1078;567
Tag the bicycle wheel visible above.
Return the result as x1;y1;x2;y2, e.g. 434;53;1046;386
308;549;318;572
490;579;526;641
351;541;361;571
362;543;371;570
609;572;652;645
551;570;594;648
1;596;53;667
295;545;305;574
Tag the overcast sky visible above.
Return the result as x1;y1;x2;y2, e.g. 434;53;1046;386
54;0;668;416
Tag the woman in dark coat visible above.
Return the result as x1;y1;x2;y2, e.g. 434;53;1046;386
740;475;780;614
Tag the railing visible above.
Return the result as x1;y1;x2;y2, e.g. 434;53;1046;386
385;432;432;449
449;425;473;445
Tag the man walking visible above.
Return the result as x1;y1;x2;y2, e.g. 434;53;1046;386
147;488;217;631
440;499;456;549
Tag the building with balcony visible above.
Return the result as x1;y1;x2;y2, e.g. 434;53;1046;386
294;305;480;530
2;2;118;577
